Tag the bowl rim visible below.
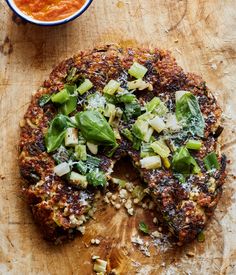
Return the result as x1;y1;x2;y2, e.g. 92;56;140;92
5;0;93;26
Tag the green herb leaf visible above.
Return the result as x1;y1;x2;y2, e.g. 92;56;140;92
172;146;201;176
75;110;117;147
203;152;220;171
86;168;107;187
45;114;68;153
116;92;136;103
176;92;205;137
138;221;149;234
123;101;141;121
38;94;51;107
59;95;77;116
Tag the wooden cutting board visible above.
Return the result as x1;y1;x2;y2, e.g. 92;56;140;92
0;0;236;274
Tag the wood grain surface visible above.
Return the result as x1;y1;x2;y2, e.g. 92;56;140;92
0;0;236;274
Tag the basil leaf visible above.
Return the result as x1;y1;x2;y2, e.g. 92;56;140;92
203;152;220;171
45;114;68;153
139;221;149;234
86;168;107;187
75;110;117;147
172;146;201;175
38;94;51;107
176;92;205;137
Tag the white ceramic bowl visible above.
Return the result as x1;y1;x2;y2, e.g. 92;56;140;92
5;0;93;26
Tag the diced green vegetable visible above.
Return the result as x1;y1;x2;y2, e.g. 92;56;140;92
172;147;201;175
87;168;107;187
116;92;136;103
113;128;121;140
132;137;141;150
66;67;78;83
77;132;86;144
77;79;93;95
186;139;202;150
75;110;118;147
111;177;126;188
104;103;116;124
128;62;148;79
166;114;181;132
151;140;170;158
149;116;166;133
127;79;152;91
175;91;205;137
74;145;87;160
69;171;88;188
132;185;146;202
203;152;220;171
45;114;68;153
54;162;70;177
87;142;98;155
146;97;161;112
143;127;154;143
75;161;87;175
140;155;162;169
132;119;149;141
51;88;70;104
65;128;78;147
86;154;101;170
38;94;51;107
121;128;133;142
139;221;149;234
59;95;77;116
123;101;141;121
140;143;155;158
103;80;120;95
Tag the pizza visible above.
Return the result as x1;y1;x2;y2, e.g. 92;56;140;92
19;45;227;244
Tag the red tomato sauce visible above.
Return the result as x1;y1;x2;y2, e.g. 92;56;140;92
14;0;87;21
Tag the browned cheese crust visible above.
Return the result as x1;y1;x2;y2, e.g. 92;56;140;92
19;45;226;243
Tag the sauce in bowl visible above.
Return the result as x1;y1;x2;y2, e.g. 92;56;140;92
14;0;87;21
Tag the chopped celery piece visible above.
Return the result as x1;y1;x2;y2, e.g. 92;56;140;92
128;62;148;79
70;171;88;188
151;140;170;158
104;103;116;123
132;185;146;201
132;137;141;150
87;142;98;155
140;143;155;158
127;79;152;91
155;101;168;116
78;132;86;144
203;152;220;171
149;116;166;133
77;79;93;95
138;112;154;121
74;144;87;160
59;96;77;115
132;119;149;141
172;147;201;175
93;259;107;273
162;157;171;169
116;92;136;103
112;177;126;188
186;139;202;150
103;80;120;95
54;162;70;177
75;161;87;175
51;88;70;104
140;156;162;169
143;127;154;143
146;97;161;112
87;168;107;187
166;113;181;131
65;128;78;147
86;154;101;169
121;128;133;142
